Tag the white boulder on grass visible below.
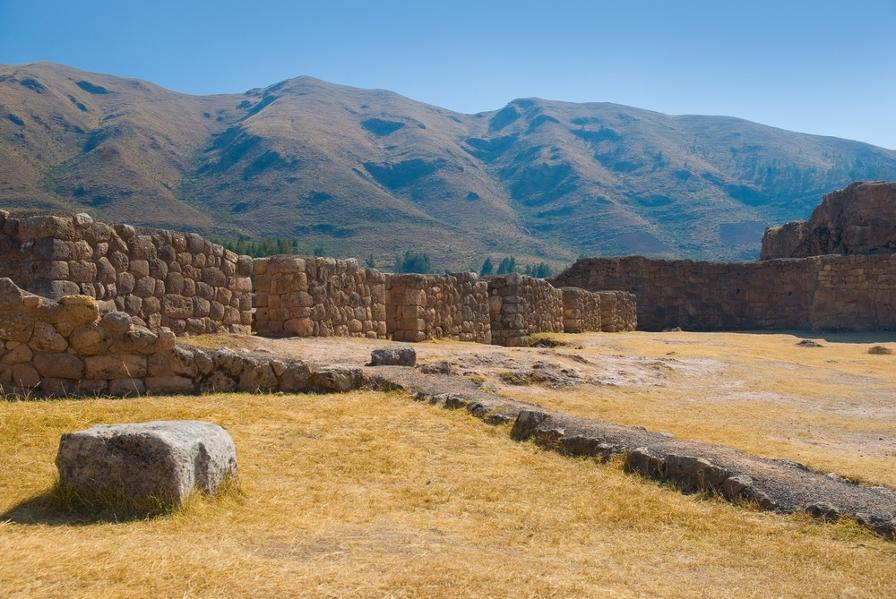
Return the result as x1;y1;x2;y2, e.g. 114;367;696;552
55;420;237;510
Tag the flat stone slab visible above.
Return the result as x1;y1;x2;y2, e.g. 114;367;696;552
56;420;237;510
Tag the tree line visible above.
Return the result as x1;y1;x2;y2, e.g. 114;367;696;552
213;239;553;278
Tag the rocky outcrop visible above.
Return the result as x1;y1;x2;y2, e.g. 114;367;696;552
55;420;237;510
386;273;491;343
0;211;252;334
761;181;896;259
253;256;387;339
0;277;365;396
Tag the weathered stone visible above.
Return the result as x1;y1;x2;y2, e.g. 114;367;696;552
69;323;111;356
85;354;147;379
108;378;146;397
100;311;133;335
27;320;67;352
145;376;196;394
369;346;416;367
34;351;84;379
55;420;237;508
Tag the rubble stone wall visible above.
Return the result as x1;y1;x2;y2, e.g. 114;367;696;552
385;273;490;343
560;287;602;333
594;290;638;332
253;255;386;338
0;211;252;335
0;278;362;397
553;255;896;332
487;274;564;346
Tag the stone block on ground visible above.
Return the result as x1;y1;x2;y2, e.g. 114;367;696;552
369;346;417;367
55;420;237;510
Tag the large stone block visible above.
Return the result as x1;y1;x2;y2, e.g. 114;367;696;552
55;420;237;509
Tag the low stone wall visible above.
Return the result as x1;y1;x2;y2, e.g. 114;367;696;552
253;256;386;338
385;273;491;343
0;211;252;334
0;278;362;396
560;287;601;333
487;274;564;346
553;255;895;332
594;291;638;332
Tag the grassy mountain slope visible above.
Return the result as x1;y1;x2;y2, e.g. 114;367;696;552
2;62;896;267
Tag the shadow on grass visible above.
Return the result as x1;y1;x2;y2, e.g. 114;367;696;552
0;484;176;526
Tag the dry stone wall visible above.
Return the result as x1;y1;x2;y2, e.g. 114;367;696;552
386;273;491;343
487;274;564;346
0;278;363;397
560;287;602;333
253;256;386;338
0;211;252;334
594;290;637;332
554;255;895;332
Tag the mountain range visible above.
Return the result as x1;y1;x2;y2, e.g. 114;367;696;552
3;62;896;269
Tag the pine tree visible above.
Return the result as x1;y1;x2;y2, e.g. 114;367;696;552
479;257;494;276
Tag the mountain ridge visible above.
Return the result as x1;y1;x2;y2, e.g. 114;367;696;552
2;61;896;269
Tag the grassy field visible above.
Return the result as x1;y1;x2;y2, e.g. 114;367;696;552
498;331;896;488
1;390;894;598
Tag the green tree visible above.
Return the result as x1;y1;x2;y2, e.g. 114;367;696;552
365;254;376;268
394;251;432;274
479;257;494;276
496;256;517;275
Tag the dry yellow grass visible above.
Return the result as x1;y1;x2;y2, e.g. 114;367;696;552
504;331;896;487
1;390;894;598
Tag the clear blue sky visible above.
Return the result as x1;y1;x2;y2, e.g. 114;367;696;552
2;0;894;148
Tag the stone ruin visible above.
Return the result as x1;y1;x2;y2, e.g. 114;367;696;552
761;181;896;259
554;182;896;332
0;211;252;335
0;277;361;396
253;255;386;338
386;273;491;343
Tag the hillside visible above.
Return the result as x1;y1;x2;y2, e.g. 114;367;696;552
2;62;896;267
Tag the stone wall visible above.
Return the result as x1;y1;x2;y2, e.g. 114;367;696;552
761;181;896;259
559;287;602;333
0;211;252;334
487;274;564;346
253;255;386;338
810;254;896;331
0;278;363;397
594;290;638;332
385;273;491;343
553;255;896;332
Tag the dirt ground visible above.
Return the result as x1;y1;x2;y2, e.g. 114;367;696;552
186;330;896;488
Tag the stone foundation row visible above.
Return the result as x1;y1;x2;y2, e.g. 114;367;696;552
0;278;362;397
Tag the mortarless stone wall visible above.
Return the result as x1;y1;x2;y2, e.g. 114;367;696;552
560;287;602;333
594;290;638;332
385;273;491;343
487;274;564;346
0;211;252;334
0;278;363;397
253;255;387;338
553;255;896;332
